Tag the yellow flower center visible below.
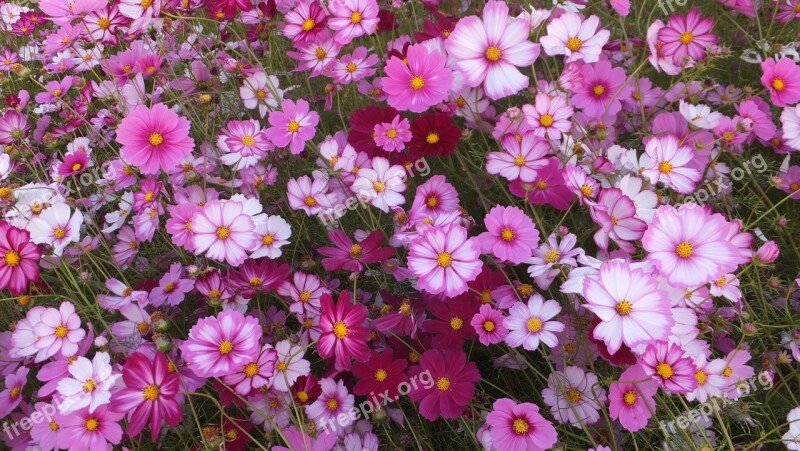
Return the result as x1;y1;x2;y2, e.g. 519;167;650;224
72;163;82;171
256;90;267;99
216;226;230;240
143;384;160;401
261;234;275;245
566;36;583;52
772;78;786;91
49;421;59;431
593;84;606;96
373;181;385;193
399;302;412;315
485;46;502;62
218;339;233;355
483;320;495;332
315;47;327;60
580;184;594;197
333;321;348;339
327;398;339;410
244;362;259;377
137;322;149;334
148;132;164;147
386;129;398;139
299;291;312;302
85;418;99;431
695;370;707;385
536;180;548;190
426;132;440;144
539;113;554;127
567;388;582;403
426;195;438;208
249;277;262;288
791;182;800;192
615;300;632;316
658;161;673;174
52;226;67;239
349;244;363;259
410;75;425;90
526;317;543;333
304;196;317;207
302;18;315;31
544;249;561;263
657;363;673;379
680;32;694;44
55;325;69;338
287;120;300;133
346;62;358;73
350;11;362;23
675;241;694;259
723;366;733;378
436;377;451;391
83;379;96;392
10;387;20;398
501;228;515;241
450;317;463;330
141;0;153;8
624;391;637;406
297;391;309;402
437;252;452;268
97;17;111;29
375;369;388;382
276;361;288;372
241;135;255;146
513;418;529;435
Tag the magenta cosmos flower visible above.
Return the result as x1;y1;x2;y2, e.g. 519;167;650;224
382;43;453;113
583;260;674;355
523;93;574;140
409;349;480;420
191;199;259;266
477;205;540;264
761;57;800;107
407;224;483;297
115;103;195;175
180;310;261;378
112;351;181;442
657;8;717;65
57;404;124;451
571;61;631;118
264;98;319;155
318;229;394;272
0;221;41;295
486;398;558;451
640;341;698;394
317;291;370;371
642;203;749;288
609;364;659;432
445;1;539;100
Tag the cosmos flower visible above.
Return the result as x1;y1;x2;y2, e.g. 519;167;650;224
540;13;610;63
191;199;259;266
265;98;319;155
608;364;659;432
486;398;558;451
407;224;482;297
504;294;565;351
0;221;41;295
317;290;370;371
180;310;262;378
327;0;379;45
476;205;540;264
115;103;195;175
408;349;480;420
657;8;717;65
640;341;698;394
382;43;453;113
56;351;120;414
318;229;394;272
541;366;607;427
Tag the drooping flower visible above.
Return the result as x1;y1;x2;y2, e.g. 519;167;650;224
540;13;610;63
445;1;539;100
408;349;480;420
382;43;453;113
115;103;195;175
180;310;261;378
317;290;370;371
608;364;659;432
111;351;182;442
486;398;558;451
191;199;259;266
583;259;674;354
504;294;564;351
407;224;482;297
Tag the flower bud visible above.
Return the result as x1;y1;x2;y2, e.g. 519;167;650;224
754;240;780;264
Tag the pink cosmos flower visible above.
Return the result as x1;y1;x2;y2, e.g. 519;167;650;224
112;351;181;442
218;119;272;170
331;46;379;84
778;166;800;199
317;291;370;371
409;349;480;420
583;259;674;354
149;262;194;307
288;33;342;77
720;349;755;399
56;351;120;414
477;205;540;264
287;173;333;216
273;426;338;451
504;294;564;351
306;377;355;433
115;103;195;175
486;398;558;451
251;215;292;259
97;278;148;311
540;13;610;63
640;341;698;394
57;404;124;451
642;134;702;194
761;58;800;107
642;204;749;288
382;43;453;113
781;105;800;151
0;221;41;295
27;202;83;256
0;110;30;144
657;8;717;65
221;344;278;396
541;366;607;427
486;133;551;183
445;1;539;100
609;364;659;432
318;229;394;272
327;0;379;45
408;175;461;223
571;61;631;118
33;301;86;362
240;71;281;118
351;156;408;212
180;310;261;378
522;93;574;140
265;99;319;155
271;339;312;392
407;224;482;297
471;304;508;345
191;199;259;266
526;232;581;290
119;0;161;32
589;188;648;253
282;0;328;44
0;366;27;417
373;115;412;152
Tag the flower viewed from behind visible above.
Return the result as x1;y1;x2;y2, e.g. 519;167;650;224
180;310;261;378
112;351;181;442
115;103;195;175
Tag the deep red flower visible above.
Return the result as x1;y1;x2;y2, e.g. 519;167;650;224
423;296;481;349
352;349;409;398
318;230;395;272
291;374;321;406
228;258;291;298
409;113;461;157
